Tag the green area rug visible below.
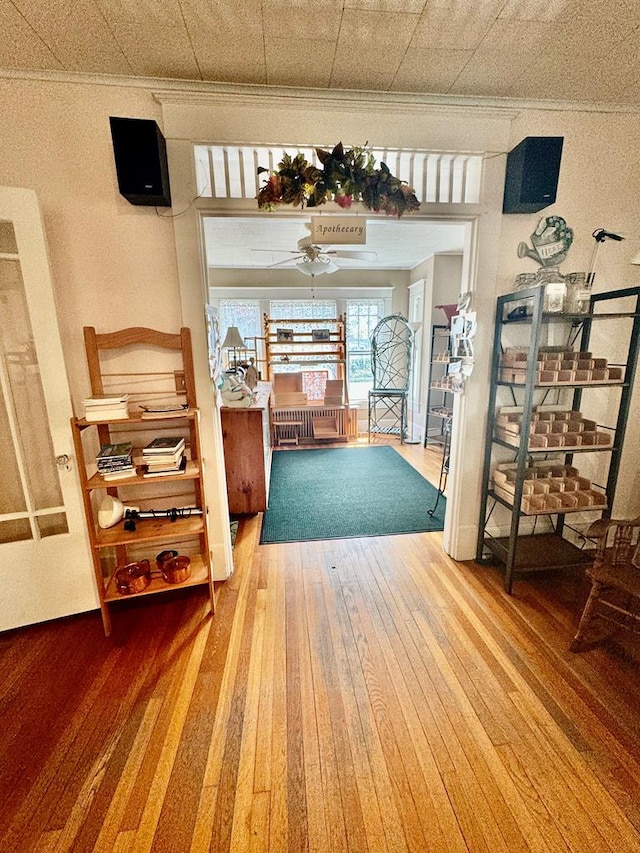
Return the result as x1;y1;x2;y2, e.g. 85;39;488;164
260;445;445;544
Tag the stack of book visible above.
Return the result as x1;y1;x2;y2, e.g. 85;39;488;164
96;442;135;481
142;436;186;478
83;394;130;421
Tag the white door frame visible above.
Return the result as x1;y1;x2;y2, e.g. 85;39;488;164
167;137;505;567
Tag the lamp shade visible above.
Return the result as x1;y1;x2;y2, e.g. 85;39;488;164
222;326;245;349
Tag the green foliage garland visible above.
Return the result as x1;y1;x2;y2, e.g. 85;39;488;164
257;143;420;217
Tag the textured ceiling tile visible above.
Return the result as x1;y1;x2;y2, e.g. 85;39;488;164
12;0;77;29
16;0;134;75
328;68;396;91
391;47;472;93
497;0;573;22
333;9;418;73
506;51;623;101
262;0;343;40
94;0;187;25
0;0;64;69
568;0;640;26
411;10;495;50
344;0;427;12
450;53;535;97
105;20;200;79
265;39;334;87
197;53;267;85
543;14;635;56
477;19;557;54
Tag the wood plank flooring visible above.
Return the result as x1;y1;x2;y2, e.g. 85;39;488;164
1;442;639;852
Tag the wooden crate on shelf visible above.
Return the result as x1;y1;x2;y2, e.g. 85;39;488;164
312;416;341;440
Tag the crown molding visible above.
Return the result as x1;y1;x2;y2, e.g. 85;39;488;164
1;67;639;116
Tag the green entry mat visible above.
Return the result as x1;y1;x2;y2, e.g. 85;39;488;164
260;445;445;545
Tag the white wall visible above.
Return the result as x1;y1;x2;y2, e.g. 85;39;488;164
1;73;640;624
0;78;184;411
499;109;640;517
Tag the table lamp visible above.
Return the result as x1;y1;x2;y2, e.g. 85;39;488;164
222;326;245;372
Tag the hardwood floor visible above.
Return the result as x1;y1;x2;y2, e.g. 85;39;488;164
1;441;639;852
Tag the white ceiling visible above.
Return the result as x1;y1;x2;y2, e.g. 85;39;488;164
2;0;640;105
203;217;466;271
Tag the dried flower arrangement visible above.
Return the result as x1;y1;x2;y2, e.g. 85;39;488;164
257;142;420;217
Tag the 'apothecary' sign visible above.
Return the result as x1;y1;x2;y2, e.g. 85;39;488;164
311;217;367;244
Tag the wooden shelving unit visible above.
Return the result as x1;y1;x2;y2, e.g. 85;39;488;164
264;315;347;382
476;286;640;594
264;315;357;444
71;326;214;636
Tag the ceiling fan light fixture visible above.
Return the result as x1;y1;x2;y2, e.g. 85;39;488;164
295;258;339;276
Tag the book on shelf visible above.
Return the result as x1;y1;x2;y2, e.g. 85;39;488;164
83;393;130;407
142;450;185;467
85;406;129;422
100;466;136;481
142;455;187;478
96;443;133;475
143;436;186;454
144;452;186;470
140;408;191;420
83;393;130;421
96;442;133;462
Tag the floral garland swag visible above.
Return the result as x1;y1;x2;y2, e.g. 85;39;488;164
256;143;420;218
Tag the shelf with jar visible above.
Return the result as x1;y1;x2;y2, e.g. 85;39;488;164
510;269;593;319
475;285;640;594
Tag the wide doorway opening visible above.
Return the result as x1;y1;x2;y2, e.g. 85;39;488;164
203;212;471;544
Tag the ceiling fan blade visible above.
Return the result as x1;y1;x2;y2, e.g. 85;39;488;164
328;250;378;260
251;248;297;254
268;255;303;268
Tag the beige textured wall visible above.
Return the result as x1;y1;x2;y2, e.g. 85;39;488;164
0;77;182;416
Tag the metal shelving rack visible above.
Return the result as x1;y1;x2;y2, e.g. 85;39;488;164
424;324;453;447
476;285;640;594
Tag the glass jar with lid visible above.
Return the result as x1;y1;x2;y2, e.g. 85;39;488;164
564;272;592;314
511;272;538;316
535;267;566;313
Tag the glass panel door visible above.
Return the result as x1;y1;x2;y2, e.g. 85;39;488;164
0;222;67;542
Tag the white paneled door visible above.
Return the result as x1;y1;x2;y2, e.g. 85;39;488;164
0;187;95;632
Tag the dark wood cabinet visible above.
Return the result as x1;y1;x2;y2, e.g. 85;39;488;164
221;384;272;514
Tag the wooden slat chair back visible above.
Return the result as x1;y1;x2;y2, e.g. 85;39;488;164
83;326;196;410
570;516;640;651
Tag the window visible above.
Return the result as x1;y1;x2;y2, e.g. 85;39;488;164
218;299;261;348
346;299;385;401
214;294;391;401
269;300;336;321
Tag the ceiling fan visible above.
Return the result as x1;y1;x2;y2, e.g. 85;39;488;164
254;242;378;277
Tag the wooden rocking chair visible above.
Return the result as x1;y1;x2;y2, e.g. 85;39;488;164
570;516;640;651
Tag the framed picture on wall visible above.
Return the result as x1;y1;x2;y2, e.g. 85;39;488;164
312;328;331;341
277;328;294;342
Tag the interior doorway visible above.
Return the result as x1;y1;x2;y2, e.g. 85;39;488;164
202;212;469;532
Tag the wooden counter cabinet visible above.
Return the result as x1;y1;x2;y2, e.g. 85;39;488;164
221;383;272;514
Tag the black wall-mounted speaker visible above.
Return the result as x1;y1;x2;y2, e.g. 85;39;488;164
109;116;172;207
502;136;563;214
